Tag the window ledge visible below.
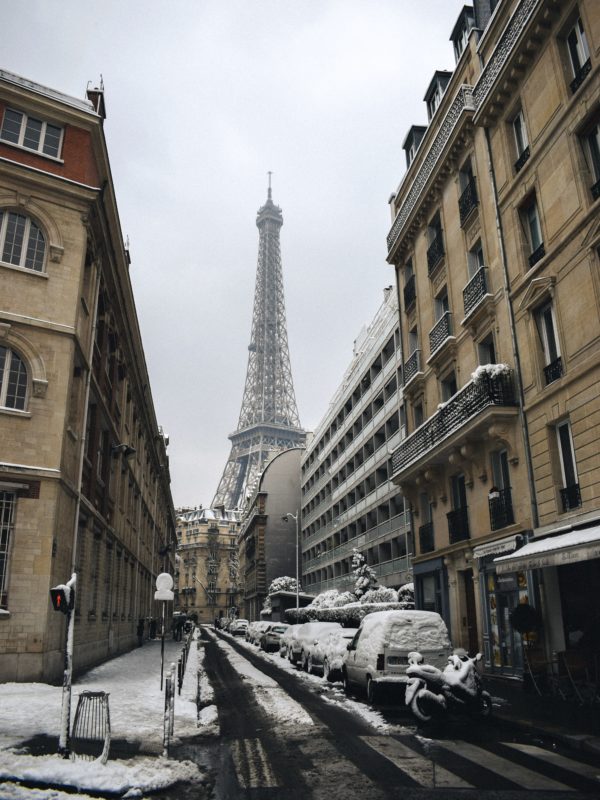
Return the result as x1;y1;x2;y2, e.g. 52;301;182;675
0;137;64;164
0;406;31;418
0;260;48;278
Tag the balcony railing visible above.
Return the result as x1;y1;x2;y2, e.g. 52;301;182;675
429;311;452;355
591;178;600;201
570;58;591;94
404;349;421;385
427;235;445;275
543;356;563;385
419;522;435;554
528;242;545;268
489;487;515;531
458;179;479;226
392;370;516;475
463;266;488;317
514;145;530;173
560;483;581;512
447;507;470;544
403;274;416;311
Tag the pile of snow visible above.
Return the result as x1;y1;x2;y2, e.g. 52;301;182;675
471;363;510;383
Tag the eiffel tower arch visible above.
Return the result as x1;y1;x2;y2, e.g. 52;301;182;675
213;184;305;509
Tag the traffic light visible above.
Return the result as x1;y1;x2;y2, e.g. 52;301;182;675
50;586;74;614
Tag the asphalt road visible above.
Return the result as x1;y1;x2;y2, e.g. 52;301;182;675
169;630;600;800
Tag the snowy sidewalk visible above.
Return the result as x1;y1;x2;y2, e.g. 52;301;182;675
0;635;206;798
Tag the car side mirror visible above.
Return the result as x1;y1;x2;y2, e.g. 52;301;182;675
346;642;353;651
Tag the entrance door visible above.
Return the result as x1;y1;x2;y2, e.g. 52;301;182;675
462;569;478;655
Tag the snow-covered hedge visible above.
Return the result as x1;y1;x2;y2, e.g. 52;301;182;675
285;601;414;627
360;587;398;604
471;363;510;384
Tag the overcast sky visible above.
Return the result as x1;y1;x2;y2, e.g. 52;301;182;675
3;1;461;509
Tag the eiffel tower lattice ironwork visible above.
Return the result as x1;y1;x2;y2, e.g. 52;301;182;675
213;183;305;509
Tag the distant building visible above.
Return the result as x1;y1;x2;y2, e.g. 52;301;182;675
175;507;240;623
239;447;304;620
301;287;411;596
386;0;600;678
0;70;176;682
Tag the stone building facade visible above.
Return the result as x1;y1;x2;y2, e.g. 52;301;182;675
175;507;240;623
300;288;411;597
386;0;600;680
0;71;176;682
239;448;304;621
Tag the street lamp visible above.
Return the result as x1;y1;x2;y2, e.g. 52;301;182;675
282;510;300;610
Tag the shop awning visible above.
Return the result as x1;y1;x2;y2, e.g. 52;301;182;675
473;534;520;560
494;525;600;574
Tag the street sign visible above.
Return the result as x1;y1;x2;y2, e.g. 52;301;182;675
156;573;173;591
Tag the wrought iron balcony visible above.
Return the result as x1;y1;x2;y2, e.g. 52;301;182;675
591;179;600;201
463;267;488;317
543;356;563;385
403;274;416;311
447;507;470;544
458;179;479;226
403;349;422;385
528;242;545;268
392;370;516;475
570;58;591;94
419;522;435;554
429;311;452;355
560;483;581;512
427;235;445;275
489;487;515;531
514;145;530;173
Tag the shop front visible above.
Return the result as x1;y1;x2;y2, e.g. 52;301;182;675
413;557;450;636
474;534;534;677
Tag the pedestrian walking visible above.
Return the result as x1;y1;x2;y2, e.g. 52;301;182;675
149;617;157;639
136;617;144;647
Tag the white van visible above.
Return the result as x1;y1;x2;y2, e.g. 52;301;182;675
342;610;452;703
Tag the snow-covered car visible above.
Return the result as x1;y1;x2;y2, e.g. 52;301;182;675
247;621;271;644
260;623;289;652
342;610;452;704
279;623;303;658
230;619;249;636
310;627;358;681
290;621;342;669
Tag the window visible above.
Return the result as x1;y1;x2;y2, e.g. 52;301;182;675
512;109;530;172
440;371;458;402
556;420;581;511
434;289;449;321
566;16;591;92
408;327;419;355
467;240;485;278
535;300;562;384
448;474;469;544
520;196;544;266
427;212;445;274
0;210;46;272
0;108;63;158
0;346;28;410
0;490;16;608
478;333;497;365
414;402;424;428
581;120;600;199
458;158;478;224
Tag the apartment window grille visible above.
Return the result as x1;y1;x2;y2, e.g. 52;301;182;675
0;210;46;272
556;420;581;512
535;301;562;384
0;491;16;608
566;16;591;93
0;346;28;411
512;110;530;172
0;107;63;158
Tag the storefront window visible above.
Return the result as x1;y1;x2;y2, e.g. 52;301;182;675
486;569;529;670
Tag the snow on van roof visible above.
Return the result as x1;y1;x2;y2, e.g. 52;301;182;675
356;610;451;661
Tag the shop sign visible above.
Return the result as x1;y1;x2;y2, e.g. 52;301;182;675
496;540;600;574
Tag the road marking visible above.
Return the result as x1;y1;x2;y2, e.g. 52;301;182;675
360;736;472;788
438;740;571;790
231;738;279;788
502;742;600;783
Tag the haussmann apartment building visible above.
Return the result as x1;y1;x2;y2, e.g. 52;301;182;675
0;70;176;682
386;0;600;684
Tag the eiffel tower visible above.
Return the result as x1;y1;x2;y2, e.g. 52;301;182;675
213;180;305;509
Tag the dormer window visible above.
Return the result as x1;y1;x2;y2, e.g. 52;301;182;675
0;108;63;159
450;6;475;63
402;125;427;168
424;71;452;122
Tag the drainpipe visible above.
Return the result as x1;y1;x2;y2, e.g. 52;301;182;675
483;126;539;531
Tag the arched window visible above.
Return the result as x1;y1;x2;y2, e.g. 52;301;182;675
0;210;46;272
0;346;28;410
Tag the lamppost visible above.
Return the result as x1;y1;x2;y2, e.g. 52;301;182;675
282;510;300;610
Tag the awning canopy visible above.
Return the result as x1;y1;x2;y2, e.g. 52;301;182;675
494;525;600;574
473;534;520;560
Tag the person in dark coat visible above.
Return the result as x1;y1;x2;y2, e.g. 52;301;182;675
149;617;157;639
137;618;144;646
